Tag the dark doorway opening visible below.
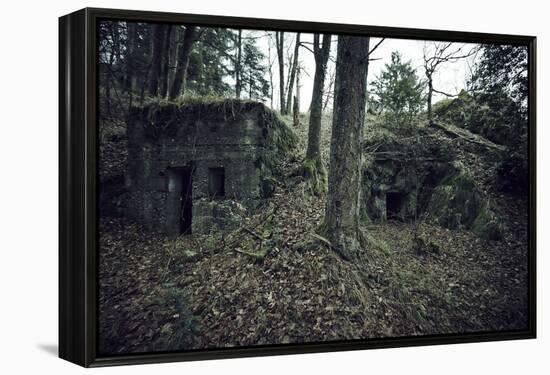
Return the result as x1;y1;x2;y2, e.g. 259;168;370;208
386;191;404;220
180;168;193;234
166;167;193;235
208;167;225;198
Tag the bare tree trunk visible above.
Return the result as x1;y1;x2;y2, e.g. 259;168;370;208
138;25;155;103
235;29;243;99
160;25;173;98
324;35;370;261
293;96;300;127
296;65;301;108
167;26;178;95
276;31;286;114
422;42;477;125
267;36;275;109
104;42;115;118
125;22;138;91
293;65;301;127
302;34;331;194
306;34;331;161
169;26;197;100
427;77;433;124
148;24;165;97
102;25;118;118
323;67;336;111
285;33;301;114
112;22;121;62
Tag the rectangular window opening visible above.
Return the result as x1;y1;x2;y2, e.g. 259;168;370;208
208;167;225;198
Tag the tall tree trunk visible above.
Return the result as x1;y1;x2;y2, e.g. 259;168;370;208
324;35;370;261
268;60;274;109
112;22;121;63
169;26;197;100
296;65;301;109
306;34;331;161
138;24;155;102
293;96;300;127
104;40;116;118
293;65;301;127
323;68;335;112
267;32;275;109
302;34;331;194
235;29;243;99
285;33;301;114
427;77;433;124
276;31;286;114
148;24;165;97
285;57;293;100
159;25;173;98
167;26;178;96
125;22;138;91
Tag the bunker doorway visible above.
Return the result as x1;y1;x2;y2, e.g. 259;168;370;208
166;167;193;235
386;191;405;220
180;168;193;234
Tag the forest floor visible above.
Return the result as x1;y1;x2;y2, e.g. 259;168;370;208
98;114;529;355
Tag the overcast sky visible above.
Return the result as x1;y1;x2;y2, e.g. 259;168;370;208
244;30;481;112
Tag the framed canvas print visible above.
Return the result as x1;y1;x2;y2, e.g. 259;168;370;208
59;7;536;367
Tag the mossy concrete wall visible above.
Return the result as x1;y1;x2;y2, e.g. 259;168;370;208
363;155;502;240
362;126;503;240
124;100;295;235
362;158;421;222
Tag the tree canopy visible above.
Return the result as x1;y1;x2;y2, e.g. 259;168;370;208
370;51;425;126
470;44;528;111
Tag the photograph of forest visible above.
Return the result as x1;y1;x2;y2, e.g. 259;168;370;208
97;20;530;355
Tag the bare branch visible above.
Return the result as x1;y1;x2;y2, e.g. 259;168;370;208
432;88;459;97
299;42;315;55
368;38;386;56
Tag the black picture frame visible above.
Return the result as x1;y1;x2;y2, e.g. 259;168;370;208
59;7;537;368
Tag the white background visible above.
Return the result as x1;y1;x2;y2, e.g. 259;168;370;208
0;0;547;373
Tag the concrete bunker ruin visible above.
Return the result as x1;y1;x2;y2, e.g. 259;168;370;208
361;126;504;240
362;157;422;223
124;100;296;235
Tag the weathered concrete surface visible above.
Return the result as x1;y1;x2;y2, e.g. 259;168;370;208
362;126;503;240
123;100;296;235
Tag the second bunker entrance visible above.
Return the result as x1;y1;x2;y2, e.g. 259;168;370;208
386;191;406;221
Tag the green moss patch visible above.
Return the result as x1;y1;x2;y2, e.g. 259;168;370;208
301;157;327;196
131;98;298;145
427;161;482;229
471;206;504;241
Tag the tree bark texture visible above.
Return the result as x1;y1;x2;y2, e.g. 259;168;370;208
285;33;301;114
169;26;197;100
148;24;166;97
167;26;178;96
124;22;138;91
427;78;433;124
235;29;243;99
276;32;286;114
293;66;301;127
324;35;370;261
159;25;173;98
305;34;331;161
